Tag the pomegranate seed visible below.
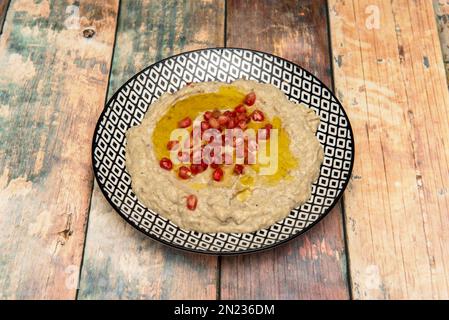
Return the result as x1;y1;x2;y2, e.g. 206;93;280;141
167;140;179;150
212;167;224;181
201;121;211;131
251;110;265;122
237;120;248;130
210;163;220;169
200;162;209;171
234;164;244;175
204;111;213;121
218;115;229;125
227;119;236;129
186;194;198;211
235;105;246;113
225;110;237;119
212;109;221;119
160;157;173;170
236;113;247;122
244;92;256;106
209;117;220;129
190;164;204;175
178;117;192;128
178;166;192;179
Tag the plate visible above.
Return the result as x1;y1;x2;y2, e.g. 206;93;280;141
92;48;354;254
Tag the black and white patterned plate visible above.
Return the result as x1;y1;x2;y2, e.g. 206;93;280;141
92;48;354;255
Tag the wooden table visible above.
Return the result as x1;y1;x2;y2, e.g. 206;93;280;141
0;0;448;300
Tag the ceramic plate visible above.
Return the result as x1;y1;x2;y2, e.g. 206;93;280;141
92;48;354;254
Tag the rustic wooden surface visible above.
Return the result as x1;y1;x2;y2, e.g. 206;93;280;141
434;0;449;88
0;0;448;300
0;0;119;299
329;0;449;299
220;0;349;300
78;0;224;300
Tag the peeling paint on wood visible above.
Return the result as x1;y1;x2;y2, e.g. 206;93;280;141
220;0;349;300
78;0;224;300
329;0;449;299
0;0;119;299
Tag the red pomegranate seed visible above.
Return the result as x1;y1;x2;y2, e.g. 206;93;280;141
251;110;265;122
235;105;246;113
236;113;248;122
201;121;211;131
178;166;192;179
212;167;224;181
190;164;203;175
218;115;229;125
244;92;256;106
186;194;198;211
178;117;192;128
167;140;179;150
159;157;173;170
212;109;221;119
200;161;209;171
224;110;237;119
209;117;220;129
234;164;244;175
204;111;213;121
210;163;220;169
227;119;236;129
237;120;248;130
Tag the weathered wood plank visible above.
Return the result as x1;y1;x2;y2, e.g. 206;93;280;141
78;0;224;300
0;0;119;299
434;0;449;88
220;0;349;300
329;0;449;299
0;0;10;34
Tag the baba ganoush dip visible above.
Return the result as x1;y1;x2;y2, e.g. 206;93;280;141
125;80;324;233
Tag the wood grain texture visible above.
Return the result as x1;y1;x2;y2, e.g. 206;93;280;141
220;0;349;300
0;0;118;299
329;0;449;299
0;0;10;34
78;0;225;300
434;0;449;87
